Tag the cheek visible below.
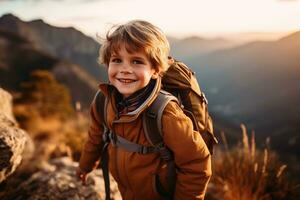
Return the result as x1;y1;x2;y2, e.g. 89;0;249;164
108;66;115;76
140;71;154;82
107;66;116;82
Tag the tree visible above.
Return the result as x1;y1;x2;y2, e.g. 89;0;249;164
19;70;74;119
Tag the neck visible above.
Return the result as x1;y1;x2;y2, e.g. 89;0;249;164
117;79;156;114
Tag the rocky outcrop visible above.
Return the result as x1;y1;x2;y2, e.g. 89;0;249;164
0;114;27;183
0;88;33;183
3;157;121;200
0;88;120;199
0;87;15;122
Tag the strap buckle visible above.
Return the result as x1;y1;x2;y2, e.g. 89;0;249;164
147;111;157;119
102;131;117;145
108;132;117;145
102;130;109;143
155;143;173;161
154;142;165;150
139;146;149;154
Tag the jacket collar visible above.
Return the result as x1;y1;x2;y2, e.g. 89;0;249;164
98;77;161;123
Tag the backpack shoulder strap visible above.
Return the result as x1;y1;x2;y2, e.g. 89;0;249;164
143;90;178;146
94;90;108;128
143;90;178;199
94;90;111;200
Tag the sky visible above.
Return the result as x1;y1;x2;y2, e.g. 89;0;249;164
0;0;300;41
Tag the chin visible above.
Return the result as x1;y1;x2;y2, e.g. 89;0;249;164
119;91;134;97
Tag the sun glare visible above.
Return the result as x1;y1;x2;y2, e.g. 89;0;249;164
0;0;299;39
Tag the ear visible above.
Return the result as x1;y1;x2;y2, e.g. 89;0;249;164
151;70;159;79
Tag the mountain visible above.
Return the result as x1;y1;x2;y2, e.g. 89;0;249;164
187;31;300;154
0;27;98;108
169;36;236;60
0;13;107;82
1;13;298;155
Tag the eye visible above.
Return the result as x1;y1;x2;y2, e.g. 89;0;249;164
110;58;122;63
132;59;144;64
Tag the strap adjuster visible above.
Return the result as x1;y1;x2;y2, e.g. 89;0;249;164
154;142;165;150
147;111;157;119
139;146;148;154
108;132;117;145
155;143;173;161
102;131;109;143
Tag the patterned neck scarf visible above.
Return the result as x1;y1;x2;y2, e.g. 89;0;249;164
116;79;155;115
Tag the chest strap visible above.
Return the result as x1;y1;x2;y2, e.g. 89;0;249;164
103;131;173;161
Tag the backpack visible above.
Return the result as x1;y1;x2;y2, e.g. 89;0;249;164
149;58;218;153
96;58;218;200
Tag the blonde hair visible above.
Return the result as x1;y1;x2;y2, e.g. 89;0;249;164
98;20;170;75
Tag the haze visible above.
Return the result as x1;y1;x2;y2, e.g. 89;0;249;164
1;0;300;42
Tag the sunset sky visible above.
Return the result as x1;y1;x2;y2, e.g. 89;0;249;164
0;0;300;41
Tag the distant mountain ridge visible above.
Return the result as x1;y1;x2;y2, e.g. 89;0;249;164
0;13;107;82
169;36;235;60
0;13;299;155
186;30;300;154
0;19;98;108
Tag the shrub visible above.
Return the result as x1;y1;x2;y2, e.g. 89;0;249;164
208;124;299;200
60;111;89;161
17;70;74;119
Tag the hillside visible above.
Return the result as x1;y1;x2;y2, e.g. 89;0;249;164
188;31;300;154
0;28;98;108
1;13;299;156
0;13;107;82
169;36;235;60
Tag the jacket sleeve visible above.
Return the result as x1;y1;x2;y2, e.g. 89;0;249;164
79;92;105;173
162;101;212;200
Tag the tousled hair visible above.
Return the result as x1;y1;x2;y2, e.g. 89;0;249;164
98;20;170;75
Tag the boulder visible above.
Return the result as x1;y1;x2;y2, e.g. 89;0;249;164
0;87;15;122
0;88;33;183
0;88;121;199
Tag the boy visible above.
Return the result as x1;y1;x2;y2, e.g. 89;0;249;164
77;20;211;200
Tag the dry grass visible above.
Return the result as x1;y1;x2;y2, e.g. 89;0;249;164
2;103;89;197
59;111;89;161
14;102;299;199
13;103;89;162
207;124;299;200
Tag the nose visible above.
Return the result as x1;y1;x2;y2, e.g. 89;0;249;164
120;62;133;74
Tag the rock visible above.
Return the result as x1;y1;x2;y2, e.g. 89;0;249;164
3;157;121;200
0;88;121;199
0;114;27;183
0;87;15;122
0;88;33;183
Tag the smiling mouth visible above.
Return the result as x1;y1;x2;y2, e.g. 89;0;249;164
117;78;137;84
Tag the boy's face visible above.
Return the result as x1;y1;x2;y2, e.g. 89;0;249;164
108;45;158;98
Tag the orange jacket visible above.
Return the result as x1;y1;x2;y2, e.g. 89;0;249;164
79;77;212;200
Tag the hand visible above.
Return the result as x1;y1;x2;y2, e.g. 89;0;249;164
76;167;88;185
